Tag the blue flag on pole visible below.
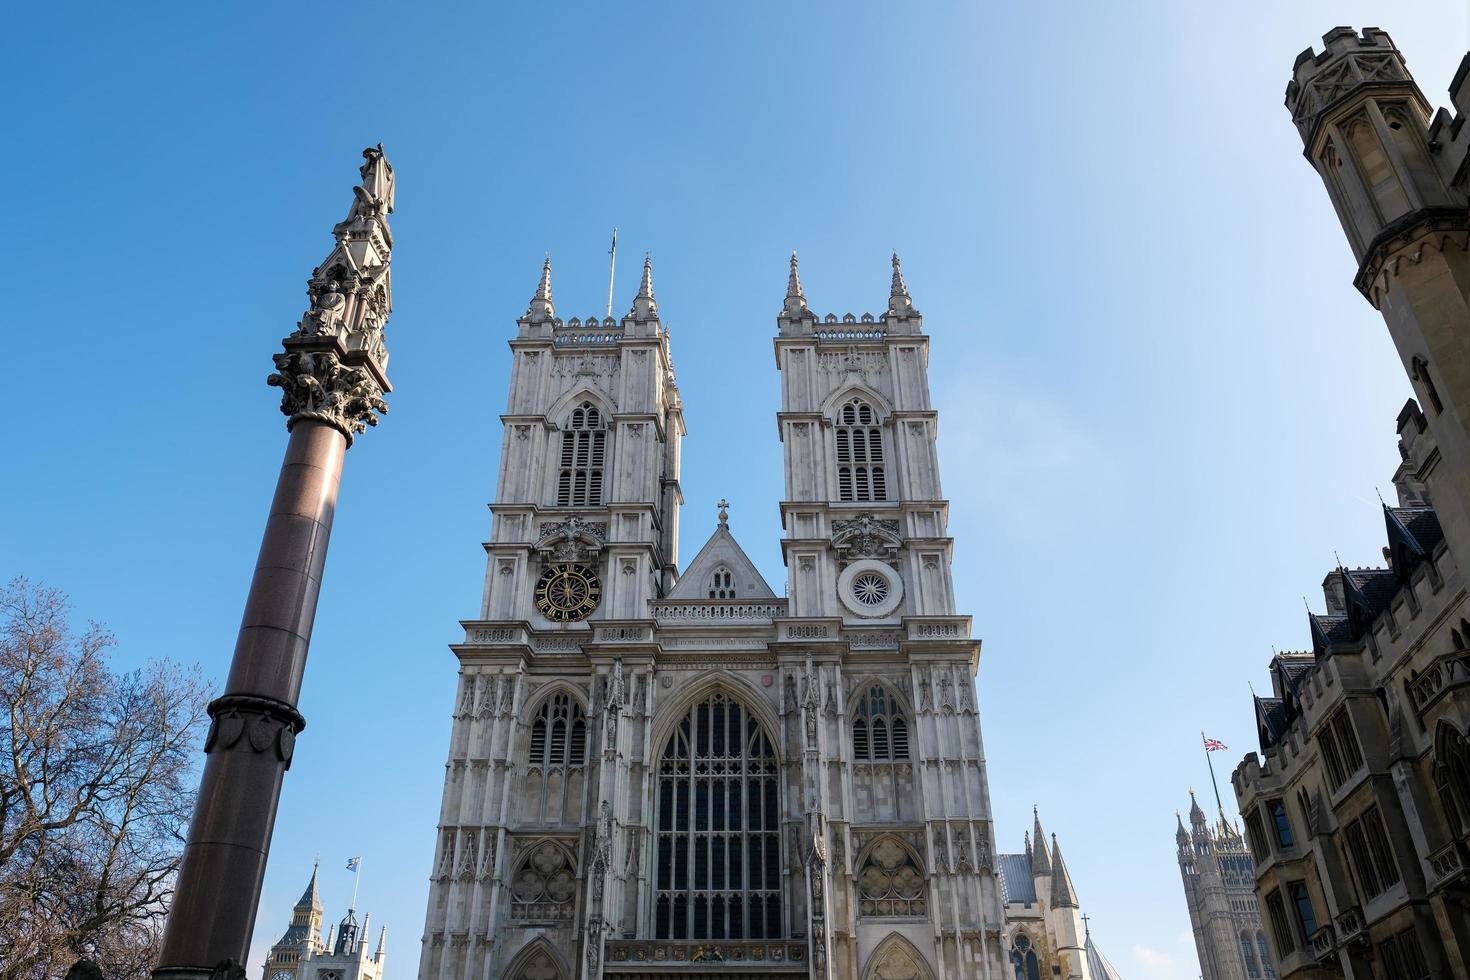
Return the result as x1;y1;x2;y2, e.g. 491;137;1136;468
346;856;361;871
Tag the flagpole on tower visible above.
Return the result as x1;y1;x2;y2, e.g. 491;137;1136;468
1202;731;1226;817
606;226;618;318
348;856;363;911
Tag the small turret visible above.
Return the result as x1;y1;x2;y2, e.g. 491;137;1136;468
778;251;817;335
375;926;387;962
333;907;358;956
1175;812;1190;849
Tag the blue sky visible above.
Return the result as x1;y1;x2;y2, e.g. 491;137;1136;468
4;2;1468;977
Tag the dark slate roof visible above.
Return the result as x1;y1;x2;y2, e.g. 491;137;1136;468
1345;567;1397;618
1310;612;1354;649
1086;934;1126;980
1387;506;1444;570
997;852;1036;904
1257;696;1288;751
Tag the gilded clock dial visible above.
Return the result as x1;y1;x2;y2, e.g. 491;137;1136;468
534;563;602;622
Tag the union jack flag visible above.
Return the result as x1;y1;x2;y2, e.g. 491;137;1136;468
1203;737;1227;752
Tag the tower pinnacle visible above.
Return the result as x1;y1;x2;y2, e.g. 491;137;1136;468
1030;806;1052;876
526;255;555;320
887;251;914;315
784;251;809;315
629;252;658;319
1050;833;1079;909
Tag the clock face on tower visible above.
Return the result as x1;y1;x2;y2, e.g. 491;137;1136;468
534;562;602;622
271;972;294;980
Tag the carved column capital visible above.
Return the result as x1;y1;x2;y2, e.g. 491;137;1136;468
268;339;388;446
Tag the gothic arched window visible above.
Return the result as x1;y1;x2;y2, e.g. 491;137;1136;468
856;836;926;917
1010;934;1041;980
1434;724;1470;835
529;692;588;768
1240;931;1261;978
835;398;887;502
708;566;736;599
1256;931;1275;978
556;402;606;506
854;685;909;761
654;692;781;940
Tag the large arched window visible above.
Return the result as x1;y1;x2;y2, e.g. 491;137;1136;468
1010;934;1041;980
654;692;781;940
556;402;606;506
854;685;909;761
528;692;588;768
835;398;886;502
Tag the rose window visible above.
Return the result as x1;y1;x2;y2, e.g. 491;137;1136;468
852;572;890;606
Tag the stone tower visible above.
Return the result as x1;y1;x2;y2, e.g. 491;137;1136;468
418;252;1005;980
263;864;326;980
1286;27;1470;567
1175;793;1273;980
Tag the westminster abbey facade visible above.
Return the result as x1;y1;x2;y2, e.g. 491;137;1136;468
417;254;1012;980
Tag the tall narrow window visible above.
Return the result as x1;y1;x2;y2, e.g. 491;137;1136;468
654;692;780;940
853;685;909;761
1288;881;1318;943
1010;934;1041;980
1343;805;1400;900
528;693;588;768
1257;932;1275;977
708;566;736;599
1240;932;1261;979
556;402;607;506
1268;800;1294;849
835;398;886;502
1265;889;1295;955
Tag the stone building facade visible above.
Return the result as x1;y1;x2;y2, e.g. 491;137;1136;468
416;254;1013;979
997;809;1123;980
264;865;388;980
1175;793;1274;980
1230;27;1470;980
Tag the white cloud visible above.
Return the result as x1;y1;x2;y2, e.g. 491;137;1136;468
1129;944;1178;979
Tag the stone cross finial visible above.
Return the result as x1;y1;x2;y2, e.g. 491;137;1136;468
718;499;729;525
629;252;658;319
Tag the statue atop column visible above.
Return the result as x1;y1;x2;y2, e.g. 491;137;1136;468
271;144;395;444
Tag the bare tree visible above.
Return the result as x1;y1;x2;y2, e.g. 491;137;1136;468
0;578;209;980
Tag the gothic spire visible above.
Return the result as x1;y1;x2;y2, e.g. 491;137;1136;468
526;255;555;320
887;250;915;316
629;252;658;319
1030;806;1052;876
784;250;809;315
1050;834;1079;909
1189;789;1207;830
375;925;387;961
1175;811;1189;847
296;858;322;911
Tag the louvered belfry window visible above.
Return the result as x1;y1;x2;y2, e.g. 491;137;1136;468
528;693;588;768
835;399;886;502
853;685;909;761
556;402;607;506
654;693;781;940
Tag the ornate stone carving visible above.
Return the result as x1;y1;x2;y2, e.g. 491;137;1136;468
535;518;607;562
858;837;926;917
267;349;388;444
272;146;394;444
510;842;577;921
831;514;903;568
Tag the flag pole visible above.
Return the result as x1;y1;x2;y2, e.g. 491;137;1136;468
1202;731;1226;817
351;857;362;912
606;226;617;318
